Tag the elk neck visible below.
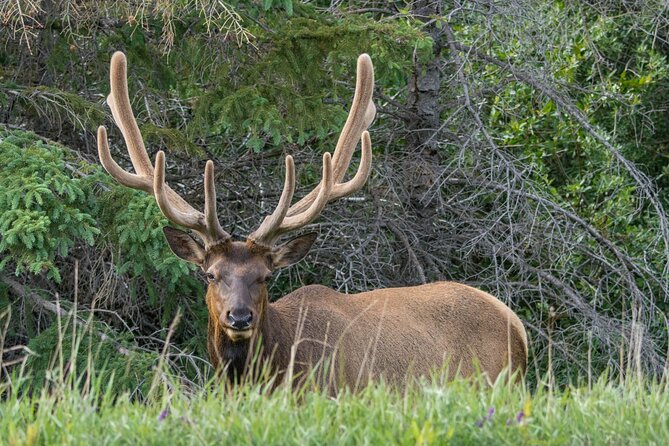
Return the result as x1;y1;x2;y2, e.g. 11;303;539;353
205;286;294;384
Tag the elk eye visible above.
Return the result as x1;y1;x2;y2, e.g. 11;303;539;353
206;272;216;282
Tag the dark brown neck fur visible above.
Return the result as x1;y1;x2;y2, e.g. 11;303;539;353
206;293;294;384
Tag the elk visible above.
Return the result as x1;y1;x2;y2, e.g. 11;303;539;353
98;51;527;390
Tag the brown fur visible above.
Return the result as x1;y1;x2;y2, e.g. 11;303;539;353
199;241;528;390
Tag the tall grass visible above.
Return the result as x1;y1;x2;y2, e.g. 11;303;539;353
1;368;668;444
0;304;669;445
1;308;668;445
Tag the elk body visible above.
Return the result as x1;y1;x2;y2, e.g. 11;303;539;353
98;51;528;390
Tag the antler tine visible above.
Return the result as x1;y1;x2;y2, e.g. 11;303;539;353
98;51;230;246
330;53;375;181
330;130;371;199
154;152;230;245
107;52;153;177
98;126;153;193
286;53;375;218
249;153;333;246
247;156;296;244
280;152;333;230
154;151;204;228
247;54;374;247
204;160;227;239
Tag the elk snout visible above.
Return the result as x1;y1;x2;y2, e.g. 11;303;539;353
227;309;253;331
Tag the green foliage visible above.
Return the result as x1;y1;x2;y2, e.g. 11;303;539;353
2;2;434;156
455;3;669;372
0;126;201;288
183;12;430;152
482;6;668;262
0;127;206;356
97;188;202;307
0;131;99;281
480;5;669;206
263;0;294;16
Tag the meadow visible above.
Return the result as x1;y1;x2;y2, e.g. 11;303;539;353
2;369;667;445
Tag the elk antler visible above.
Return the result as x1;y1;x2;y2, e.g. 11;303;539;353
248;54;375;247
97;51;229;247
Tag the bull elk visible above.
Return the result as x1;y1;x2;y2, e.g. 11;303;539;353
98;51;527;390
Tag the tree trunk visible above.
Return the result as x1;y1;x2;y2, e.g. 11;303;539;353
406;0;443;157
401;0;445;221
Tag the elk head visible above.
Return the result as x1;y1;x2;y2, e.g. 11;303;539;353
98;52;375;344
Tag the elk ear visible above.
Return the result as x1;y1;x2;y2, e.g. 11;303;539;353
163;227;205;265
271;232;317;269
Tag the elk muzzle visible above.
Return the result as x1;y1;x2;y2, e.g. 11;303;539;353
222;307;255;341
228;308;253;330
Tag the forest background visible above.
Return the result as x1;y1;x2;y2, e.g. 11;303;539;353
1;0;668;392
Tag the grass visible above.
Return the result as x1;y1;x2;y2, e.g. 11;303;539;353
1;370;668;445
2;308;667;445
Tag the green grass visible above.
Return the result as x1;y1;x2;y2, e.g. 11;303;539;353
1;371;668;445
2;312;665;444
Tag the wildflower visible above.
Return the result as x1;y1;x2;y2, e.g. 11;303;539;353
507;410;526;426
476;407;495;427
158;408;169;421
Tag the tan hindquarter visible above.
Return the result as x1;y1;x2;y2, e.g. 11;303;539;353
271;281;527;388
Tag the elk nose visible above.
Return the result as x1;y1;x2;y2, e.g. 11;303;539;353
227;309;253;330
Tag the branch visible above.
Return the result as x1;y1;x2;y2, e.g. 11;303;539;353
383;222;427;284
447;37;669;273
2;276;131;356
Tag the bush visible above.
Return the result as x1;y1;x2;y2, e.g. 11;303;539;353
0;130;99;282
0;128;208;382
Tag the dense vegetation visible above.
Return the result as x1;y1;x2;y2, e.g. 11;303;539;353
1;0;668;416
